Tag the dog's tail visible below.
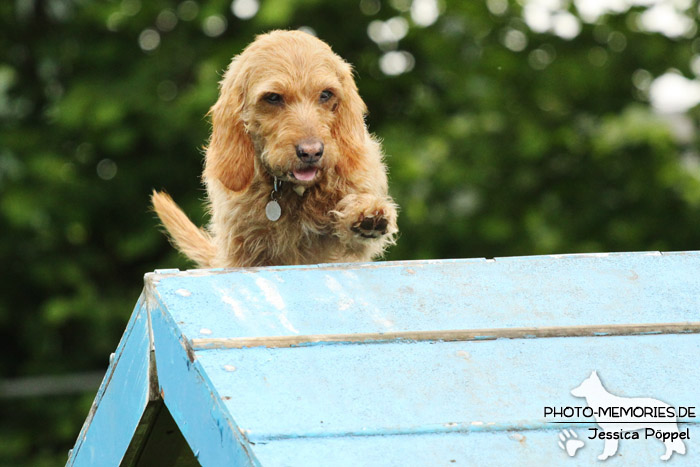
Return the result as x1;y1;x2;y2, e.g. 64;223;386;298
151;190;216;268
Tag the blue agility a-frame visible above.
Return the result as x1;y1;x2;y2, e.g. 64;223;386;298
68;252;700;466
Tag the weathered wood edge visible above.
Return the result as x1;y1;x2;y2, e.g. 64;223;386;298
190;322;700;350
145;250;700;280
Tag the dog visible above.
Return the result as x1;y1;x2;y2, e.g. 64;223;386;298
152;30;398;268
571;371;686;461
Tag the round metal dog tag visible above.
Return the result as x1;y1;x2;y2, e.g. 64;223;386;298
265;200;281;221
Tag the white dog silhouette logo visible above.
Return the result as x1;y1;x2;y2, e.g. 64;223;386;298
570;371;687;461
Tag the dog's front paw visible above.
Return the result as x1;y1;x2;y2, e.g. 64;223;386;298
351;210;390;239
332;193;398;246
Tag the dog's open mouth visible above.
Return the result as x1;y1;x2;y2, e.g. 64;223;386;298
291;166;318;182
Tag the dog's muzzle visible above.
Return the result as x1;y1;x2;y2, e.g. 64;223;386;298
295;139;324;164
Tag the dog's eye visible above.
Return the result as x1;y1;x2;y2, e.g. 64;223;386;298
320;90;334;103
264;93;283;105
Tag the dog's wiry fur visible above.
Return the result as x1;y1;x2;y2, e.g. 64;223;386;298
152;30;398;268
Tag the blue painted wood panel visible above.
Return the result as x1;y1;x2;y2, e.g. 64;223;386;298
251;430;699;466
193;335;699;441
67;295;152;466
149;252;699;341
149;298;260;466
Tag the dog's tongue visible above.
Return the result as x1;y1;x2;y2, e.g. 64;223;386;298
293;167;318;181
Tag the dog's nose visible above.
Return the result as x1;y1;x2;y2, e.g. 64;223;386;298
295;139;324;163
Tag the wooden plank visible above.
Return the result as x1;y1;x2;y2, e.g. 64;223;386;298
191;321;700;349
193;334;700;442
68;295;154;466
147;252;700;342
251;430;700;466
148;301;261;467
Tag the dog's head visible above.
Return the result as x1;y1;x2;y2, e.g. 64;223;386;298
205;30;367;192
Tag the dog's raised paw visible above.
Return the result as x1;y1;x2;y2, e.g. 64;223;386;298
351;210;389;239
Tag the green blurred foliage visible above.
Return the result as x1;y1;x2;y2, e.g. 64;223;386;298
1;0;700;464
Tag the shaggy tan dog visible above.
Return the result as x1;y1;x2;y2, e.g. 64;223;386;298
152;30;398;268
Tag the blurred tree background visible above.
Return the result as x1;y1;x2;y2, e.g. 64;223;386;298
2;0;700;464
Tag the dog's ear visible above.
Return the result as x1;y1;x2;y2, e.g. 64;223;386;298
204;58;255;192
331;60;368;176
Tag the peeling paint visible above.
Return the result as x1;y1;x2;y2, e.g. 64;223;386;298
324;275;356;311
252;277;299;333
255;277;286;311
220;292;248;321
337;297;354;311
373;317;394;328
181;338;196;363
277;314;299;334
324;275;344;294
